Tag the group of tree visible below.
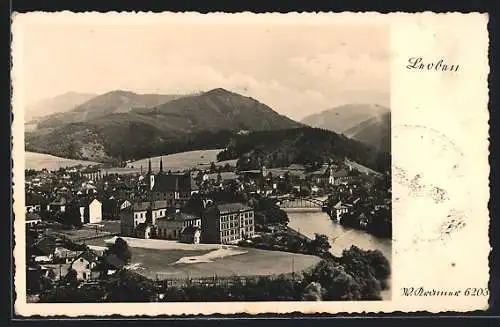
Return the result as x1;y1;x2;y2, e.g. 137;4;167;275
217;127;391;173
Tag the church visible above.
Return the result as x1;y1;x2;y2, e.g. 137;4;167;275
144;157;199;208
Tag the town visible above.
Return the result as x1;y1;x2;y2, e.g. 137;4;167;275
25;154;392;302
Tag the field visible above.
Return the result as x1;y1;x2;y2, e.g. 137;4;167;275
25;149;237;174
85;236;321;281
25;151;99;171
127;149;237;173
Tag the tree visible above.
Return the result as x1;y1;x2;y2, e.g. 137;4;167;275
209;162;216;173
301;282;324;301
63;269;79;287
108;237;132;264
58;205;83;227
308;234;331;256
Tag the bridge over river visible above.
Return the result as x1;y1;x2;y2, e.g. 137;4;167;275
276;196;329;211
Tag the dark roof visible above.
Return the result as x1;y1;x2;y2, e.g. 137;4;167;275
216;203;252;214
50;197;67;206
34;237;55;255
332;170;349;178
132;202;150;211
181;225;200;236
168;212;199;222
26;193;45;206
152;173;194;192
151;200;168;210
75;250;98;263
26;212;42;222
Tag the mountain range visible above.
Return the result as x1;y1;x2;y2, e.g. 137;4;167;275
25;88;390;170
300;104;390;153
343;112;391;153
35;91;186;129
25;88;303;163
25;92;97;123
300;104;390;134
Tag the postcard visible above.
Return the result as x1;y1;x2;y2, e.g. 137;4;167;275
11;11;490;316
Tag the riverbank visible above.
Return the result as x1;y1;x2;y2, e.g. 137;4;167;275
287;210;392;300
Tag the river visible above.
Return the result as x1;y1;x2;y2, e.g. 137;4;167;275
287;210;392;300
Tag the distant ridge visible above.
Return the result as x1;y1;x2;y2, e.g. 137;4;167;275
301;104;390;134
344;112;391;154
25;88;303;163
35;91;186;129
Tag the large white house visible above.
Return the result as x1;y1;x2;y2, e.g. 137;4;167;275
78;198;103;224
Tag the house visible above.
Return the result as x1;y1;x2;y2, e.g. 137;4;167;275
332;201;349;222
329;169;351;185
102;198;132;220
76;198;102;224
120;202;150;236
201;203;255;244
70;250;100;281
26;212;42;228
54;247;84;264
48;197;67;213
120;200;168;237
25;193;43;213
156;211;201;240
32;237;56;263
180;225;201;244
135;223;154;239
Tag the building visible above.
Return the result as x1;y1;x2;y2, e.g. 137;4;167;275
332;201;349;222
156;211;201;241
48;197;67;213
32;237;56;263
102;198;133;220
120;200;168;237
180;225;201;244
76;198;102;224
329;169;351;185
149;173;199;207
26;212;42;228
120;202;149;236
70;251;100;281
25;193;44;213
201;203;255;244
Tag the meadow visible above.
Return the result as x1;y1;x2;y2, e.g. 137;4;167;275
25;151;99;171
25;149;237;174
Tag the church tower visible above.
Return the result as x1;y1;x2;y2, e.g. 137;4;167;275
159;157;164;175
147;158;155;191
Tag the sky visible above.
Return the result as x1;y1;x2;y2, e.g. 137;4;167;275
19;21;390;121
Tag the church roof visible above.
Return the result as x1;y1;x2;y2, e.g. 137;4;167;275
152;173;194;192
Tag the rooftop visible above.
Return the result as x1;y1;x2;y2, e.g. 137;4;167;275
216;203;253;214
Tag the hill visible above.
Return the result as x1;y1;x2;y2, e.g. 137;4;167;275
25;88;303;163
25;92;97;123
35;91;185;129
343;112;391;153
300;104;390;134
216;127;390;173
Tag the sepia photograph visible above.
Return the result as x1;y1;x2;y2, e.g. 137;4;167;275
20;16;392;304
